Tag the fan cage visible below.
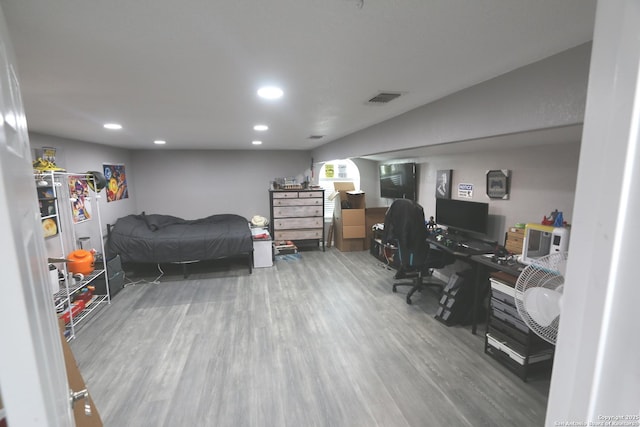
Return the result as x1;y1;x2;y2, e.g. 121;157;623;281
514;252;567;344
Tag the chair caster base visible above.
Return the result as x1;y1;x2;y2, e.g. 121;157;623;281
406;296;412;305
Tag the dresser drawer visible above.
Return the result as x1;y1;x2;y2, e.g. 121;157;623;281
297;191;323;198
272;197;323;207
273;217;323;230
274;229;323;240
273;206;323;218
272;191;299;199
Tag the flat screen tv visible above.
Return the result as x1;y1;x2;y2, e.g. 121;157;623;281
379;163;416;200
435;198;489;236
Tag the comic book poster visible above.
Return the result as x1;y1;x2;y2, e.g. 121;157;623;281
68;175;92;223
103;164;129;202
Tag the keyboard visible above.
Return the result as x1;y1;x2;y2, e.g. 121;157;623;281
462;240;495;253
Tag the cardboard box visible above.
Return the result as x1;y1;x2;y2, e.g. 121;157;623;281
332;182;366;251
342;209;365;227
333;182;366;209
335;236;364;252
342;225;365;239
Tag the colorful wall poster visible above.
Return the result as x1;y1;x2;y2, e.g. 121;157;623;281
68;175;92;223
103;164;129;202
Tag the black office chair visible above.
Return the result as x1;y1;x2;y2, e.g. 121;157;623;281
383;199;455;304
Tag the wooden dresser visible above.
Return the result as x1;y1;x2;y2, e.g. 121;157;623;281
269;189;325;251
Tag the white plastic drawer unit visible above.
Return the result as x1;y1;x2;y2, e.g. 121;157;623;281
486;333;553;366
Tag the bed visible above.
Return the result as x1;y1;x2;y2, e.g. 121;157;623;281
107;212;254;275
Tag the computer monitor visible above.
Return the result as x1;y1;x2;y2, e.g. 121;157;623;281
435;198;489;236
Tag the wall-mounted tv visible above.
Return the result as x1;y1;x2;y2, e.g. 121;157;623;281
379;162;417;200
435;198;489;236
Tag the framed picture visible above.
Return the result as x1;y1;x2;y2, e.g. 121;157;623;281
486;169;511;199
103;164;129;202
436;169;452;199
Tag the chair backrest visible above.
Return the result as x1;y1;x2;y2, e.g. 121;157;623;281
383;199;428;268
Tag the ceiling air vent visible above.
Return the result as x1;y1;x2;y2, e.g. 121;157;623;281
308;135;324;140
367;92;402;104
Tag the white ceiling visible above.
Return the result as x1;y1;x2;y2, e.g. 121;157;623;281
2;1;596;152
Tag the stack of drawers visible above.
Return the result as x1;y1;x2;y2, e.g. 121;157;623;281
485;271;554;381
505;227;525;254
269;190;325;250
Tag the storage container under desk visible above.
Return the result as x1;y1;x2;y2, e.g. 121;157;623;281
485;272;555;380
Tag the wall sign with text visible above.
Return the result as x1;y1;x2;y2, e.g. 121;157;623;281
458;183;473;199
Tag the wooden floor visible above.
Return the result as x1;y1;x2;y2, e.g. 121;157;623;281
70;248;550;427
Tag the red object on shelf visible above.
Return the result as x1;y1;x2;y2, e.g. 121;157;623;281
60;300;85;324
73;289;94;305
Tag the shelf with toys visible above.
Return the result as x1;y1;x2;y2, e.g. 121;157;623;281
34;165;111;340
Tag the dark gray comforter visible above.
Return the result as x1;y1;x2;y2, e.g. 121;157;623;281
108;213;253;264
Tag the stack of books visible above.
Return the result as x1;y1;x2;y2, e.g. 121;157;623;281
274;240;297;255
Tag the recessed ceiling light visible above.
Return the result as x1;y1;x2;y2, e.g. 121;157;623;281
253;124;269;131
257;86;283;100
154;140;166;145
252;140;263;145
103;123;122;130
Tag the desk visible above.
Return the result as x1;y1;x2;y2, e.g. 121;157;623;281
373;232;511;334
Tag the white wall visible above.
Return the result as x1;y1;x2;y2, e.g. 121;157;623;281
30;133;136;228
30;133;136;256
413;141;580;242
547;0;640;422
312;43;590;163
130;149;312;221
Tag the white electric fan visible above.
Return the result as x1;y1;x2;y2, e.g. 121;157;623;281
514;252;568;344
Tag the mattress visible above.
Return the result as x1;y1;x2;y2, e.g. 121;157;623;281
108;212;253;264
